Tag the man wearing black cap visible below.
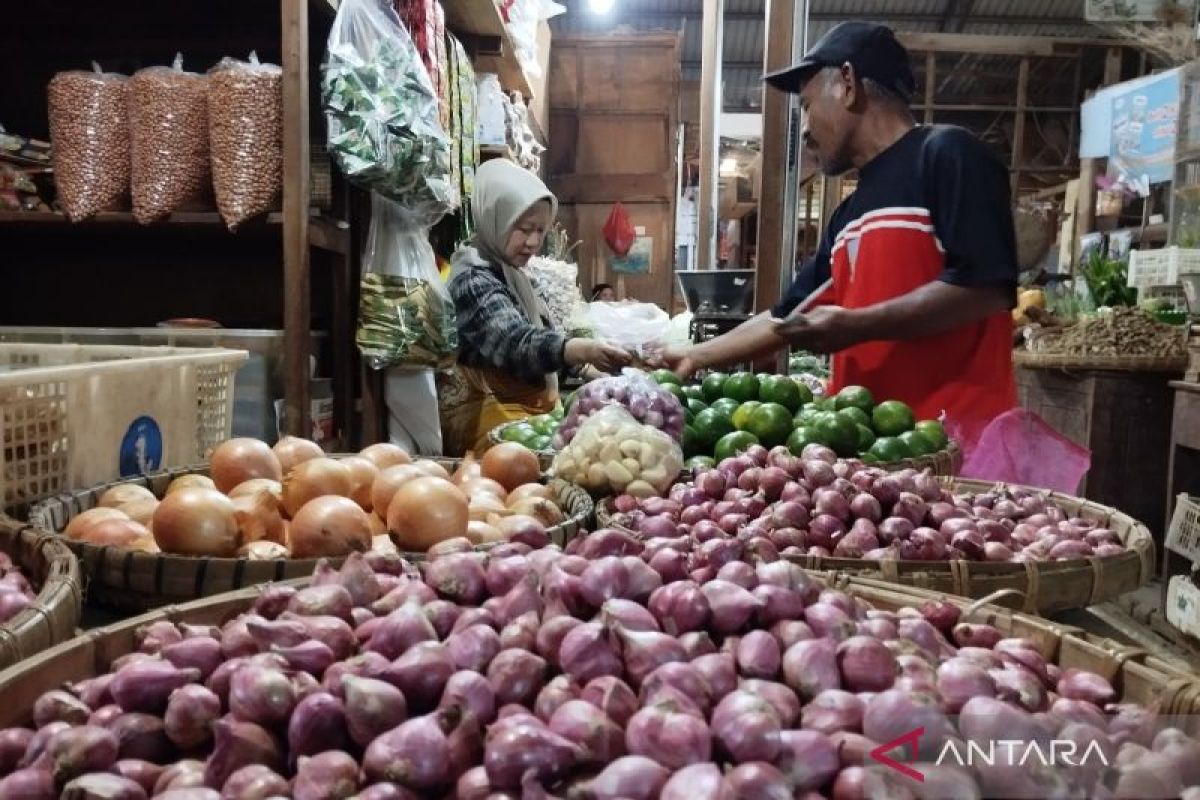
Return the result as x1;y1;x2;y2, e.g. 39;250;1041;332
659;21;1018;449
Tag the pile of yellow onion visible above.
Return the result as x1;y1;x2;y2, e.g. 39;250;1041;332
61;438;561;559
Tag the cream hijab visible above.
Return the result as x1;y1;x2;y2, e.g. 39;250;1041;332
451;159;558;331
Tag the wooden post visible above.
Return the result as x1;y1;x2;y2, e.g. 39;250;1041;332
1011;57;1029;197
819;175;842;233
697;0;723;271
754;0;796;311
924;51;935;125
282;0;311;437
1074;47;1123;269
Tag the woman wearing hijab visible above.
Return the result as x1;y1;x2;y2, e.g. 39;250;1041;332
442;160;631;455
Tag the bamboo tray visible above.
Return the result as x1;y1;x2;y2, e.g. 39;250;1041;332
22;459;593;613
0;516;81;669
597;477;1155;615
0;569;1197;732
1014;350;1188;373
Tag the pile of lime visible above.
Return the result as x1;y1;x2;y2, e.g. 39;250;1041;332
652;371;949;469
498;404;566;452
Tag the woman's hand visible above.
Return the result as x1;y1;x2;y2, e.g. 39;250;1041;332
565;339;633;373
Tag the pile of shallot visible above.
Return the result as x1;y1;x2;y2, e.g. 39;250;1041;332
60;436;561;558
610;443;1130;565
1;536;1195;800
0;552;37;625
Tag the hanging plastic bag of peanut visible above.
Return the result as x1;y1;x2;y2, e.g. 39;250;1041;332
208;53;283;231
47;63;131;222
129;53;211;224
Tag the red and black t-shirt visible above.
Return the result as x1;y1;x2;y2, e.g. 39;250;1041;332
774;125;1018;443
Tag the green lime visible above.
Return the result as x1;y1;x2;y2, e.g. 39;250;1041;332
683;385;705;402
732;401;763;432
746;403;794;448
710;398;741;420
899;430;938;457
550;405;565;421
815;396;837;412
702;373;729;403
682;425;704;458
791;379;815;407
787;426;821;456
652;369;682;387
862;452;879;464
814;413;860;457
686;455;716;471
715;431;760;462
873;400;916;437
530;415;558;436
759;375;804;413
723;372;761;403
794;407;823;428
503;422;537;443
693;408;735;449
855;423;877;453
869;436;912;462
686;398;709;418
664;383;687;402
915;420;949;451
836;406;871;429
834;385;875;413
531;435;553;451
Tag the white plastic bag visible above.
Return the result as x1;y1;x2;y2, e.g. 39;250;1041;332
550;405;683;498
586;301;672;352
356;192;458;370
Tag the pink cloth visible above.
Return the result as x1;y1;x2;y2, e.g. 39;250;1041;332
949;408;1091;494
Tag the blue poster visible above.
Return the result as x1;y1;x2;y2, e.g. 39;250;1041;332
1109;69;1180;186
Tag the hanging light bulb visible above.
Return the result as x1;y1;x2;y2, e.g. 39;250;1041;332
588;0;615;13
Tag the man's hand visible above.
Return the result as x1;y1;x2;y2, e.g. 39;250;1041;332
565;339;633;373
773;305;862;353
647;345;702;380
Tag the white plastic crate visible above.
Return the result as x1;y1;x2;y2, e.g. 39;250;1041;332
1127;247;1200;289
0;344;247;511
1166;493;1200;564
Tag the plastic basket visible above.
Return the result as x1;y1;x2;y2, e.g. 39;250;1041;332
1128;247;1200;289
0;344;247;513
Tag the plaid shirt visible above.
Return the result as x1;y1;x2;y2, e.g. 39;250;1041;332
449;263;568;384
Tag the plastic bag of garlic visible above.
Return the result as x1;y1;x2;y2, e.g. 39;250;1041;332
527;256;587;335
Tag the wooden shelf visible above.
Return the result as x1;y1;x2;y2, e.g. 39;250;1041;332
442;0;536;104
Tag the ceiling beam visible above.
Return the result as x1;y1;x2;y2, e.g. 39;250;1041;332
583;10;1090;26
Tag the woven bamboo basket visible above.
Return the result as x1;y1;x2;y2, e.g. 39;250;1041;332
23;458;593;613
0;569;1197;732
0;516;82;669
597;477;1155;615
1013;350;1188;373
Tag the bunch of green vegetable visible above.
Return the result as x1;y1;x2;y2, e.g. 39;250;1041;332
1081;250;1138;309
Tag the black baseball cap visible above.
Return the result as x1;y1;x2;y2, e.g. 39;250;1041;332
764;21;915;101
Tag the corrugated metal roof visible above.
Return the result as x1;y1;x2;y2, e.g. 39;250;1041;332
551;0;1103;110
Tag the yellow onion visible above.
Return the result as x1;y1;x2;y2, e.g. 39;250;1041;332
282;458;353;518
229;479;284;506
273;436;325;473
368;513;387;537
75;517;158;551
341;456;381;512
64;508;128;540
481;444;540;492
468;493;509;523
508;496;564;528
358;443;412;470
232;490;286;546
152;488;239;557
460;477;508;501
117;498;160;527
289;496;372;558
451;454;482;486
166;475;217;495
209;438;283;494
99;484;156;509
413;460;451;480
386;477;468;552
506;483;551;506
370;465;425;520
466;520;504;544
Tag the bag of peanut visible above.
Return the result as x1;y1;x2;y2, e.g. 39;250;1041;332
129;54;211;224
208;53;283;230
47;63;130;222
